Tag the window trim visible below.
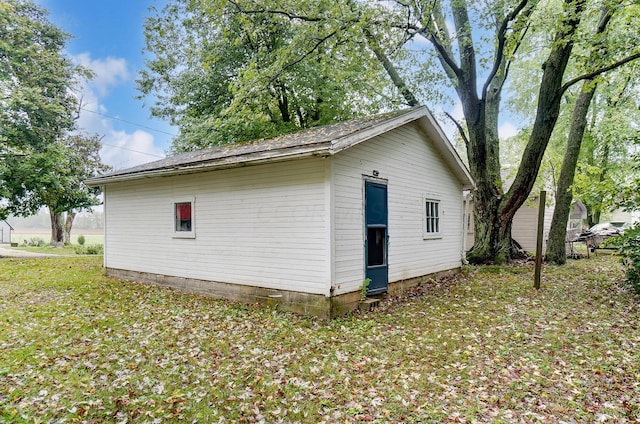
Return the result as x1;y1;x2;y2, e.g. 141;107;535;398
172;197;196;239
423;195;442;239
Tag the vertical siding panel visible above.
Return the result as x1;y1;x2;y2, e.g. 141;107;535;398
332;122;465;295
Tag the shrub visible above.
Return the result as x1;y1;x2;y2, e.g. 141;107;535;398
74;244;103;255
86;244;103;255
77;235;86;245
26;237;46;247
618;224;640;292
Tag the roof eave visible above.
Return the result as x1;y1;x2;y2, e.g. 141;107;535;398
86;143;332;186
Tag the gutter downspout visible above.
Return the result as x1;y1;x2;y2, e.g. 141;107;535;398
461;192;472;265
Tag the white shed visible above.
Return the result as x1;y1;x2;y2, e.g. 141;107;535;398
87;106;474;318
0;220;13;244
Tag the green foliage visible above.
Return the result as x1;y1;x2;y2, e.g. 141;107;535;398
616;153;640;213
360;278;371;300
73;243;103;255
0;0;85;152
504;2;640;229
138;0;397;152
24;237;46;247
0;1;106;222
617;224;640;292
77;235;86;246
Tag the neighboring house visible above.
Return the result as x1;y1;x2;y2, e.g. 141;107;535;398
511;197;554;252
567;200;587;239
87;106;474;318
610;208;640;224
0;220;13;244
466;198;588;254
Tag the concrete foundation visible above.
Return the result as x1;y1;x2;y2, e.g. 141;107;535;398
106;267;460;319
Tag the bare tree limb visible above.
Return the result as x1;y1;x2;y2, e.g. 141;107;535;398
559;52;640;96
364;28;420;106
481;0;534;100
445;111;469;148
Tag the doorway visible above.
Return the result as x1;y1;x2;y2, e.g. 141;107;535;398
364;180;388;295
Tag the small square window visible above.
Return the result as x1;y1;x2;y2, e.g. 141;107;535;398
424;198;441;238
173;198;195;238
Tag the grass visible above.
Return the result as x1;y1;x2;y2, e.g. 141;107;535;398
1;255;639;422
8;246;78;255
7;232;103;255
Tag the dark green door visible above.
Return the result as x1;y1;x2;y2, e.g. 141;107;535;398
365;181;388;295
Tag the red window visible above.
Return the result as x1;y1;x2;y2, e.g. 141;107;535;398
175;202;192;232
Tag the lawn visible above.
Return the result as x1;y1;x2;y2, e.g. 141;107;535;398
1;255;639;423
7;232;104;255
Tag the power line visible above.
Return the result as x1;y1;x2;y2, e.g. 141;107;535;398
80;107;178;137
100;142;165;158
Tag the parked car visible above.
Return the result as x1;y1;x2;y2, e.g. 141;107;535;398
588;222;630;236
579;222;631;251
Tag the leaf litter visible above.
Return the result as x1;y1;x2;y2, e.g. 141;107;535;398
1;254;640;422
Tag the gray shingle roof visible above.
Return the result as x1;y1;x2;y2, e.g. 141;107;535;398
87;106;474;189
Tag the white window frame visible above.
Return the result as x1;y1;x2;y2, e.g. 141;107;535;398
172;197;196;239
423;195;442;239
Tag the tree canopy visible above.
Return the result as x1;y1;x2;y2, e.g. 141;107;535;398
0;0;85;152
138;0;399;152
0;0;110;244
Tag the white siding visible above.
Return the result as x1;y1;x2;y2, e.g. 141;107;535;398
465;202;554;254
512;203;554;253
331;123;465;295
104;158;331;295
0;221;11;243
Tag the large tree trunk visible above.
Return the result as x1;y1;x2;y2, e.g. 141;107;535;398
63;211;76;245
49;207;64;247
366;0;586;263
546;7;612;264
546;82;597;263
467;0;585;263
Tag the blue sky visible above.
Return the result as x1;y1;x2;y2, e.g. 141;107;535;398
40;0;173;170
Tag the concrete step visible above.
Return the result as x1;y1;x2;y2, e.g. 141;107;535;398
359;297;381;311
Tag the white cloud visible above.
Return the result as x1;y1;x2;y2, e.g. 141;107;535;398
74;53;130;96
71;52;166;169
100;130;164;171
499;122;519;140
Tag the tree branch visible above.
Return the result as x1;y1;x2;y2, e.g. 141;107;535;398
559;52;640;96
445;111;469;148
227;0;326;22
498;21;531;94
481;0;534;100
364;28;419;106
275;29;343;78
418;1;462;81
419;29;463;80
